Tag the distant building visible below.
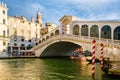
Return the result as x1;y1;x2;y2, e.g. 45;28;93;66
7;14;42;55
0;2;56;56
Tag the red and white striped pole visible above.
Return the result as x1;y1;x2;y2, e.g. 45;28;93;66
100;43;104;69
92;39;96;77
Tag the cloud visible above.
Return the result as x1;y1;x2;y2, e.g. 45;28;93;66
68;0;114;3
81;12;120;21
6;0;120;26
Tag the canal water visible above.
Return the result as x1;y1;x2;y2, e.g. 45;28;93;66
0;58;119;80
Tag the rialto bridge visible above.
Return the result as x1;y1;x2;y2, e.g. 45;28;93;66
31;15;120;61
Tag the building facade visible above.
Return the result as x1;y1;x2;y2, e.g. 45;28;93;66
7;15;42;56
0;2;8;54
0;2;57;56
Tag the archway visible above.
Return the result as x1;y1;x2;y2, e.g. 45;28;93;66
46;36;49;40
40;41;81;57
114;26;120;40
101;25;111;39
73;25;79;35
90;25;99;37
20;44;25;50
50;33;54;37
55;30;60;35
42;38;45;42
81;25;88;36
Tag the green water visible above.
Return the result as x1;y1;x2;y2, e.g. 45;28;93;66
0;58;119;80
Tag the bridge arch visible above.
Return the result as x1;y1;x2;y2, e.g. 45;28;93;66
81;25;88;36
114;26;120;40
73;25;79;35
40;41;81;57
90;25;99;38
32;35;93;57
101;25;111;39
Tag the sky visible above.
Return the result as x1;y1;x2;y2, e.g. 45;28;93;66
1;0;120;26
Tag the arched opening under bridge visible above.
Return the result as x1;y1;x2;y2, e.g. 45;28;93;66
40;41;81;57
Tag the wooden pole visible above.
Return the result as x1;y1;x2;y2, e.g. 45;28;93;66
100;43;104;69
92;39;96;77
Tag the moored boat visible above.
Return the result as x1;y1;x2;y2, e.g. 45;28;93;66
70;50;92;63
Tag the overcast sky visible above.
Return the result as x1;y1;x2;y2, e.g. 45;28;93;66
2;0;120;25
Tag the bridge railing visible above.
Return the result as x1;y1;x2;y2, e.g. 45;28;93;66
32;33;120;50
36;27;60;43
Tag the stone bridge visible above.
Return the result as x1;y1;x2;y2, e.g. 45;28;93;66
31;27;120;61
31;15;120;61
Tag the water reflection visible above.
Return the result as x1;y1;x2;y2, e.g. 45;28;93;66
0;58;119;80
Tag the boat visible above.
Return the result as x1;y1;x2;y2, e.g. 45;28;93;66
70;50;92;63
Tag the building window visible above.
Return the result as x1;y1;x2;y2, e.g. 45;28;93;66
28;39;31;42
3;42;6;46
3;10;5;14
21;38;24;42
3;30;5;38
3;49;6;52
3;19;5;24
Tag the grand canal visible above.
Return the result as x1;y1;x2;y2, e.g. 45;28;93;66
0;58;119;80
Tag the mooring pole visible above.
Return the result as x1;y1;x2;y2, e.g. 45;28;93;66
92;39;96;77
100;43;104;70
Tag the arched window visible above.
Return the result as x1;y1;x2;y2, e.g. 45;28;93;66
3;10;5;14
3;19;5;24
21;44;25;47
55;30;60;35
73;25;79;35
90;25;99;37
101;25;111;39
27;44;32;50
81;25;88;36
3;30;5;37
114;26;120;40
